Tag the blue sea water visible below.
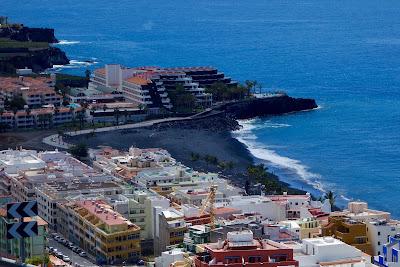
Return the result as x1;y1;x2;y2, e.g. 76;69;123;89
3;0;400;215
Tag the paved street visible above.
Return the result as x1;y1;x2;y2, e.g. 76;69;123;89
49;239;98;267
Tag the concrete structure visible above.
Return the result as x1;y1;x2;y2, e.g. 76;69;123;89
154;208;187;256
106;189;170;255
92;146;174;181
280;217;320;240
285;237;376;267
155;249;186;267
322;216;372;255
58;200;141;265
194;230;298;267
225;195;287;221
332;202;391;223
36;180;122;230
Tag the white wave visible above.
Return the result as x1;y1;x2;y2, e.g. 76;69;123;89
51;59;98;70
340;195;351;201
57;40;80;45
233;120;325;193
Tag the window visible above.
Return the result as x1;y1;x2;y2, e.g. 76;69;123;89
378;232;381;236
378;242;381;245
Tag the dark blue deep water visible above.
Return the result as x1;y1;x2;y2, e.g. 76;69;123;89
3;0;400;215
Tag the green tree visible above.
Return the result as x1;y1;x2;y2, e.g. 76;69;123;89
113;108;120;125
7;95;26;110
190;152;200;161
168;84;196;114
68;143;88;159
25;255;49;265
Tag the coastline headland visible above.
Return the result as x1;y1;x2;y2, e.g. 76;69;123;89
64;94;318;193
0;17;69;74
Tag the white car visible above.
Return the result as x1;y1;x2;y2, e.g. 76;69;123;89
79;251;87;257
62;255;71;262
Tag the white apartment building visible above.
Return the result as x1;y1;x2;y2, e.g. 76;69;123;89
36;180;123;230
367;219;400;256
225;195;287;221
154;249;185;267
287;237;376;267
89;64;171;109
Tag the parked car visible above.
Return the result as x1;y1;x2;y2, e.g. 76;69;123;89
62;256;71;262
79;251;87;257
72;247;80;253
56;252;64;259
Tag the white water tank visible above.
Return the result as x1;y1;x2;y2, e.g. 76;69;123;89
227;230;253;242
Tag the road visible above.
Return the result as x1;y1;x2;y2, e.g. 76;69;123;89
49;239;98;267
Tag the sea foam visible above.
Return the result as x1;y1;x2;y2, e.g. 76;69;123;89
233;119;326;193
57;40;80;45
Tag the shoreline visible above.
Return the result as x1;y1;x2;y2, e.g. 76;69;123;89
66;116;308;195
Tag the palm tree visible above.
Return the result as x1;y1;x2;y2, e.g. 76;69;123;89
12;107;18;128
69;106;76;126
324;191;337;208
113;108;120;125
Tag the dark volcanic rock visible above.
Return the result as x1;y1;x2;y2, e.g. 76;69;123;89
0;47;69;73
221;95;318;119
0;26;58;43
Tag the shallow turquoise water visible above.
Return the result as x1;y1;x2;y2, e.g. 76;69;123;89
3;0;400;215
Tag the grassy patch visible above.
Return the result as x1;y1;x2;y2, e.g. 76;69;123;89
0;38;49;49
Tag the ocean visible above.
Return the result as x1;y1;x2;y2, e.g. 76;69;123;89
3;0;400;215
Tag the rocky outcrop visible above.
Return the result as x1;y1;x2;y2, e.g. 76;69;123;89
0;47;69;73
153;95;317;132
220;95;318;119
0;26;58;43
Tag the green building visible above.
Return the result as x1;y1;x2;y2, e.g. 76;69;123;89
0;211;47;262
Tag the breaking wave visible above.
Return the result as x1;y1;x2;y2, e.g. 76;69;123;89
57;40;80;45
233;119;326;193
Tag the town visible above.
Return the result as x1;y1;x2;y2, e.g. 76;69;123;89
0;146;399;267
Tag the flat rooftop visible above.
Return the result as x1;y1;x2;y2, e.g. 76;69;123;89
77;200;133;227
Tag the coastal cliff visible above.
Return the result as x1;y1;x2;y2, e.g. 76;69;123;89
0;26;58;43
0;47;69;73
0;21;69;74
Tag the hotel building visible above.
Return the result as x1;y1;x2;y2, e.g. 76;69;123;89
89;65;171;110
0;76;61;108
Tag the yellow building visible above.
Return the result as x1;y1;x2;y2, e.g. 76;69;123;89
322;215;372;255
59;200;141;265
297;217;321;239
